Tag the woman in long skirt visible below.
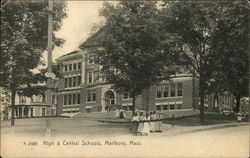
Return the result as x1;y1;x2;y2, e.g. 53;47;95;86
156;111;163;132
115;108;120;119
137;112;144;135
142;113;150;136
132;113;139;135
150;111;157;132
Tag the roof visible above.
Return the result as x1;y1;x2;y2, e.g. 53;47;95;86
56;50;81;61
79;26;108;49
59;50;79;58
56;26;107;61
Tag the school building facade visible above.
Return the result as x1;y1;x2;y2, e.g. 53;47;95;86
55;31;199;115
55;28;246;115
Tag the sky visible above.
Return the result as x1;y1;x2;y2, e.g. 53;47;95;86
43;1;104;63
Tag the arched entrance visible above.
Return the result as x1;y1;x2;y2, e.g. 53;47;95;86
103;90;115;112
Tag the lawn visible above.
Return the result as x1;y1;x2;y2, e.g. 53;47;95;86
163;112;248;126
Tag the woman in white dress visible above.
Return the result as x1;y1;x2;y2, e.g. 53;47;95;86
137;112;144;135
156;111;163;132
150;111;157;132
142;113;150;136
115;108;120;119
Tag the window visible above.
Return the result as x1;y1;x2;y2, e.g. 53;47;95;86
170;104;175;110
177;104;182;109
77;94;80;104
88;71;93;83
65;78;68;88
65;76;81;88
42;95;46;103
78;62;81;70
78;76;81;86
94;71;99;83
156;105;162;110
64;93;80;105
162;105;168;110
123;92;128;99
156;86;162;98
163;85;168;97
87;91;91;102
19;96;26;103
92;90;96;102
73;63;77;70
170;84;175;97
87;90;96;102
73;77;77;87
68;94;72;105
177;83;182;96
69;64;72;71
123;92;132;99
64;65;68;72
68;78;72;87
128;106;133;111
52;95;55;104
73;94;76;104
64;95;67;105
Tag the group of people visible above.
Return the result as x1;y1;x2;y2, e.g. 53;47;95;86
132;110;163;136
115;108;127;119
236;112;248;122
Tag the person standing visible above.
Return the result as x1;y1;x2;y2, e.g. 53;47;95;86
115;108;120;119
132;113;139;136
142;113;150;136
156;111;163;132
150;111;157;132
137;112;144;135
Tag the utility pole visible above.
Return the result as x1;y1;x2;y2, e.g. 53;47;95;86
48;0;53;74
46;0;54;115
44;0;54;137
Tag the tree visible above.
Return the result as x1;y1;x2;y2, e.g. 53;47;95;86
160;1;249;122
0;0;67;126
18;62;63;97
95;1;175;115
160;1;227;123
209;1;249;112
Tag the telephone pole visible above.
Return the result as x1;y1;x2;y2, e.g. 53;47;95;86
47;0;53;114
48;0;53;74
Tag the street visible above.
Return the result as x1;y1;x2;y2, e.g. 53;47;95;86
1;117;249;158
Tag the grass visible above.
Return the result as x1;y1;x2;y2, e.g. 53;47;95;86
163;112;249;126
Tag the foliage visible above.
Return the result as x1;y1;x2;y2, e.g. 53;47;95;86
96;1;176;113
159;1;249;121
0;0;67;125
208;1;249;112
0;0;67;91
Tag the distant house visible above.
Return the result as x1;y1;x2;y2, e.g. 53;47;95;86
1;88;11;120
4;93;56;119
1;83;57;119
55;28;200;115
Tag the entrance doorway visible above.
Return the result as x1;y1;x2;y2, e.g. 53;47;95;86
104;90;115;112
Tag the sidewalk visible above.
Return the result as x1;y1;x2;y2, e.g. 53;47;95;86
113;121;249;138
